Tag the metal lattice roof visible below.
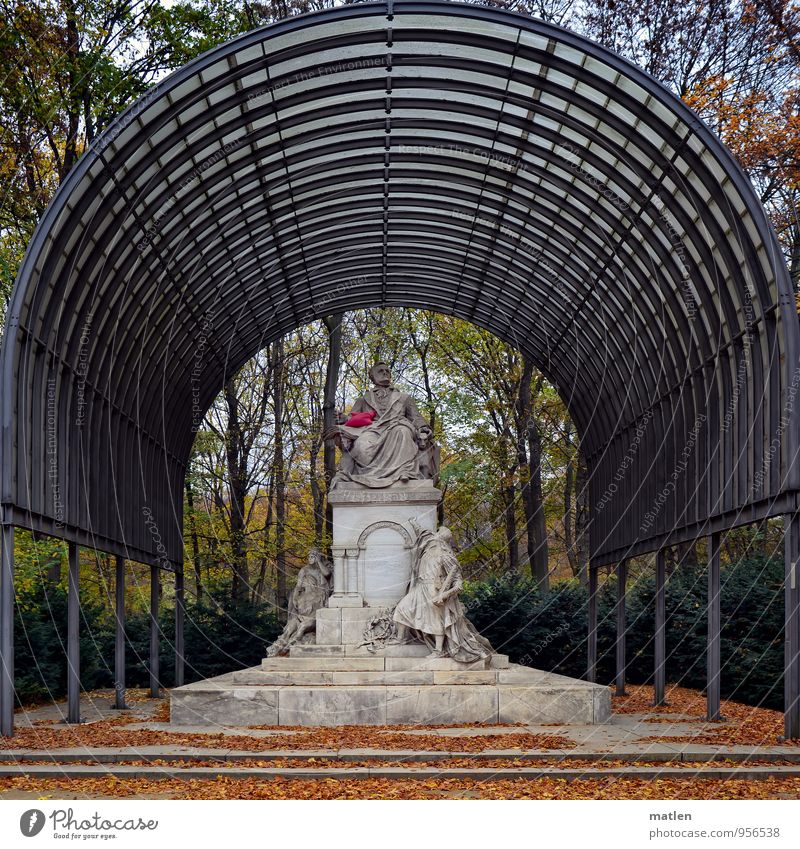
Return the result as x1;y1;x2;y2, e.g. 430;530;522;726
2;1;798;567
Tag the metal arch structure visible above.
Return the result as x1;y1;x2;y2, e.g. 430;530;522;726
1;1;799;737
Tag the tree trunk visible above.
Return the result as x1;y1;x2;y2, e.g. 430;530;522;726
757;516;771;553
62;0;82;179
272;340;288;621
252;472;275;605
224;377;249;605
564;423;577;575
46;543;62;583
502;477;519;572
516;358;537;577
185;479;203;601
517;358;548;592
309;434;324;546
674;540;698;571
527;419;549;593
322;315;342;554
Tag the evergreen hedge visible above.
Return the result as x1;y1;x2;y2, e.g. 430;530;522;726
13;584;280;705
13;553;784;710
463;552;785;710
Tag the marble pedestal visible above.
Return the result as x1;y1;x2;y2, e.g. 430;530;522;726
326;481;441;608
171;604;612;727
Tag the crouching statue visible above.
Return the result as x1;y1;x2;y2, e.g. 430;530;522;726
266;548;332;657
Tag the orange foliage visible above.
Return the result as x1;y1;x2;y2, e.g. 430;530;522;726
614;684;795;746
683;76;800;189
3;775;800;800
0;719;573;753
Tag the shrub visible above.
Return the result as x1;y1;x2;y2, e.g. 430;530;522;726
13;581;281;705
13;555;785;711
463;553;785;710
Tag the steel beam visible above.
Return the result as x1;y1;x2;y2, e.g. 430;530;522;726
0;525;14;737
149;564;160;699
175;569;185;688
654;549;666;706
587;565;598;683
615;559;627;696
707;532;722;721
67;542;80;724
785;512;800;739
114;556;127;710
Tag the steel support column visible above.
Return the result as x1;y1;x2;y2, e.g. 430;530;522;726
114;556;127;710
707;532;722;721
587;565;598;683
785;512;800;739
615;559;627;696
654;549;666;706
0;525;15;737
149;564;160;699
175;569;185;688
67;542;80;724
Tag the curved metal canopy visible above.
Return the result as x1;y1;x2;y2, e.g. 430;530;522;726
2;0;798;568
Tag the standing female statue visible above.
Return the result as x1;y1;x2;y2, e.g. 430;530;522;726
392;521;493;662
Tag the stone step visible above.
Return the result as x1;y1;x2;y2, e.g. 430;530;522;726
233;669;498;686
384;656;493;671
261;654;509;672
289;643;433;659
6;765;800;781
344;643;431;658
261;657;386;672
171;677;611;726
289;645;346;657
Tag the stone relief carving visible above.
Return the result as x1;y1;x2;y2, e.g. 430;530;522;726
356;520;414;550
358;609;397;653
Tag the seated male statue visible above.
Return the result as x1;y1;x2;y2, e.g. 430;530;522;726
329;362;435;488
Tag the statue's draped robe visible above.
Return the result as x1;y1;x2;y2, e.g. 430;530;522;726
267;562;331;656
334;386;428;487
291;567;331;621
393;531;493;663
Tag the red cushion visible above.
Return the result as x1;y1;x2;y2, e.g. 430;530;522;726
345;410;376;427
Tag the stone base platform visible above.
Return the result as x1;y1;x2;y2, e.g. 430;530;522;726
170;646;611;728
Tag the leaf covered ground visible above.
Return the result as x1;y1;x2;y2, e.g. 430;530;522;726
3;775;800;800
3;683;799;799
614;684;796;747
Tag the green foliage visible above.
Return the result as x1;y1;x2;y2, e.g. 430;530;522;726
13;581;281;705
124;597;282;686
464;574;592;676
14;581;114;705
12;555;786;712
463;553;786;710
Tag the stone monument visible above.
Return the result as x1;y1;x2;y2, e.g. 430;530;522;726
171;363;610;727
266;548;332;657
